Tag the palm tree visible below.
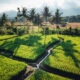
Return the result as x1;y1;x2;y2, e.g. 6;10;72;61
43;6;51;22
34;13;42;33
53;9;62;28
0;13;8;26
17;8;21;17
29;8;36;33
17;7;28;34
15;17;18;22
43;6;51;46
52;9;62;36
22;7;27;17
17;7;27;21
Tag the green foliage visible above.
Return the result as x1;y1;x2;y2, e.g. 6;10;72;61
0;35;16;40
28;70;71;80
6;26;13;30
29;8;35;22
12;27;17;34
0;13;8;26
0;34;58;60
7;30;14;35
0;55;27;80
52;9;62;25
44;35;80;75
34;14;42;25
74;28;79;35
0;28;7;35
43;6;51;22
52;28;80;36
45;27;49;34
17;29;25;36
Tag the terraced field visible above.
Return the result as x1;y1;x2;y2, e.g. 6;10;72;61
28;70;72;80
0;35;17;40
0;55;27;80
44;35;80;75
0;34;58;60
0;34;80;80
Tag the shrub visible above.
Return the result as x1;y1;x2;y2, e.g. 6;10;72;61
0;28;7;35
7;30;14;35
6;26;13;29
74;28;79;35
17;29;25;36
12;27;17;33
45;27;49;34
41;27;50;35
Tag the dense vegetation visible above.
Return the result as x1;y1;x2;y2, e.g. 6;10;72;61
0;34;58;60
52;27;80;36
64;15;80;22
0;35;17;40
28;70;72;80
0;55;27;80
0;5;80;80
44;35;80;75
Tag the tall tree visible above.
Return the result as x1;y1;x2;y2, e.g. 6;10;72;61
43;6;51;46
29;8;35;22
17;8;21;17
22;7;27;17
53;9;62;28
15;17;18;22
34;13;42;33
43;6;51;22
52;9;62;36
0;13;8;26
17;7;27;22
29;8;36;33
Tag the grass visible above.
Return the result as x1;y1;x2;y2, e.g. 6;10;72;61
44;35;80;75
0;34;59;60
0;54;27;80
28;70;72;80
0;35;17;40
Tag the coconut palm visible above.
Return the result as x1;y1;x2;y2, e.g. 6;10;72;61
43;6;51;22
43;6;51;46
17;7;27;21
52;9;62;36
29;8;36;33
53;9;62;28
34;13;42;33
0;13;8;26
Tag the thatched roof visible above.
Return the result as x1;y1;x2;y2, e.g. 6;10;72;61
25;20;33;26
14;22;24;26
14;21;33;26
4;21;11;26
41;22;51;26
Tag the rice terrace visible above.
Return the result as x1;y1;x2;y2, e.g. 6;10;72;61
0;0;80;80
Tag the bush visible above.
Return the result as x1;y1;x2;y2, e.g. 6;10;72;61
17;29;25;36
45;27;49;34
6;26;13;29
12;27;17;33
7;30;14;35
0;28;7;35
74;28;79;35
41;27;50;35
